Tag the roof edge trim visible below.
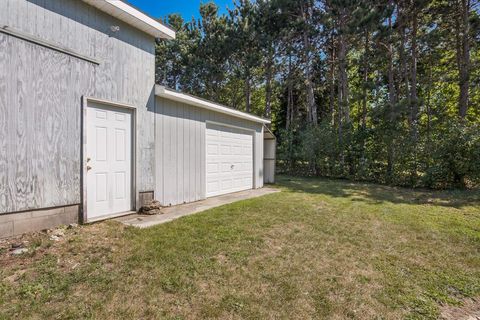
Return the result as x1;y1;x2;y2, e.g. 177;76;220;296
155;86;271;124
82;0;176;39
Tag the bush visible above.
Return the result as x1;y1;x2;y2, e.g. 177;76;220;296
424;123;480;188
276;120;480;189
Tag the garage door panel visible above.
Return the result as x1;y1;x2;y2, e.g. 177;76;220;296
221;179;233;190
220;145;231;155
207;180;220;192
220;130;231;138
233;145;242;155
207;144;219;155
206;123;253;197
207;163;219;173
220;162;230;172
233;178;245;188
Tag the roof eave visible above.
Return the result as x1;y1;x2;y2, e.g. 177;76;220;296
155;85;271;125
82;0;176;40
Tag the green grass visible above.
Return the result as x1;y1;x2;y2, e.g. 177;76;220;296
1;176;480;319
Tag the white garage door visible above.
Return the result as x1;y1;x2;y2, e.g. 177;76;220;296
206;123;253;197
86;103;132;220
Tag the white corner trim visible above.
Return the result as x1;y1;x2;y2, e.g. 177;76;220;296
155;86;271;124
82;0;176;39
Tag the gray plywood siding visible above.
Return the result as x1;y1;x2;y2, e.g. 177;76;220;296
0;0;156;214
155;97;264;206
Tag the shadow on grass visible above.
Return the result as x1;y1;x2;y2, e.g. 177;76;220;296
276;175;480;209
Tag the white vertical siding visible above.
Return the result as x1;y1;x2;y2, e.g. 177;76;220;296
155;97;264;206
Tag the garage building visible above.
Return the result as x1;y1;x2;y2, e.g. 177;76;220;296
84;86;271;222
154;86;269;207
0;0;274;237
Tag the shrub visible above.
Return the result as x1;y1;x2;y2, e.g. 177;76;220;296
276;120;480;189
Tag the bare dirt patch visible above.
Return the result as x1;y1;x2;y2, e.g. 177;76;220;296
440;298;480;320
0;222;129;279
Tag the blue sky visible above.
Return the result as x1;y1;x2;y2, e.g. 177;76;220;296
128;0;235;21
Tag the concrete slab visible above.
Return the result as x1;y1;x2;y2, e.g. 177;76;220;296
116;188;280;228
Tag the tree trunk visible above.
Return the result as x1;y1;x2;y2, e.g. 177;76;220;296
410;11;418;127
338;16;349;125
398;4;410;109
265;48;274;119
386;5;397;183
410;10;419;183
245;76;251;113
301;1;317;125
305;68;317;125
286;53;293;130
337;11;349;172
426;66;433;173
387;51;396;117
362;30;369;130
457;0;471;119
329;32;336;127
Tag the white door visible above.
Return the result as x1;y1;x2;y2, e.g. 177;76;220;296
86;102;133;220
206;123;253;197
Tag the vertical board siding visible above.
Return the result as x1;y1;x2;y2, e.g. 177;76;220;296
195;107;202;202
0;0;156;214
0;34;11;211
164;100;174;205
177;102;184;204
155;97;264;207
159;97;165;205
187;106;196;203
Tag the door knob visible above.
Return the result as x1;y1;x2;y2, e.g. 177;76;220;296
86;165;92;171
87;157;91;162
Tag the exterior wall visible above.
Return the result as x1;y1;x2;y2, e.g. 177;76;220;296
0;205;79;239
255;129;264;188
264;138;276;184
0;0;156;216
155;97;264;206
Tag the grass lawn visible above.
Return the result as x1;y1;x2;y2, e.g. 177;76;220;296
1;176;480;319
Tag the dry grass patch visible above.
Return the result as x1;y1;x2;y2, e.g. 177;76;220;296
440;298;480;319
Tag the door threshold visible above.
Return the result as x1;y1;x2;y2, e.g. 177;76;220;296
86;210;137;223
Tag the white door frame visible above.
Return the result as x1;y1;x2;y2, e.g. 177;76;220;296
81;96;137;223
204;120;257;198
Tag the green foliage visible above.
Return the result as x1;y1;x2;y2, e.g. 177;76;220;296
156;0;480;189
424;123;480;188
278;121;480;189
